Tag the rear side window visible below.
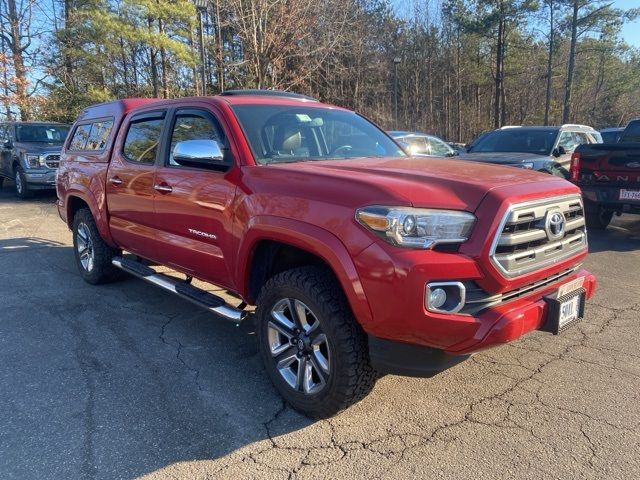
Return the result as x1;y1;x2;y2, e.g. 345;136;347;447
68;119;114;151
621;121;640;143
123;117;164;164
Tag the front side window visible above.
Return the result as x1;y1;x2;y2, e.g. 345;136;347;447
468;129;557;155
16;125;70;143
123;117;164;164
232;105;405;165
168;114;226;166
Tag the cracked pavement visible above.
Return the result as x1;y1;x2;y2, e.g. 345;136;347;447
0;188;639;480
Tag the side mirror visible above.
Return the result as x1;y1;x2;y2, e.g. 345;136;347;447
3;140;12;149
172;139;227;169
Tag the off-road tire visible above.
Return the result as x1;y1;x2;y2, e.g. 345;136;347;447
256;266;376;418
72;208;121;284
14;166;32;199
584;201;613;230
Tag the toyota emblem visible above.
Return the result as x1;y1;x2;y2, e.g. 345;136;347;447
545;210;565;240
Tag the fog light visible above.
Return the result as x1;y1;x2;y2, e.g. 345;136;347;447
429;288;447;309
425;282;466;314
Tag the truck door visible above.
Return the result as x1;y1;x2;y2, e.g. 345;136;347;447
105;110;166;261
152;106;238;289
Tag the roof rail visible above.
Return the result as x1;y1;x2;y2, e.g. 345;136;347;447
219;89;317;101
561;123;594;130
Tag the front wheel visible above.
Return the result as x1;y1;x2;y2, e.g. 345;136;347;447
584;201;613;230
72;208;121;284
14;167;32;199
256;266;376;418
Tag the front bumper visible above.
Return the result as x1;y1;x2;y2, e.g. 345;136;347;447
354;240;597;358
23;169;57;189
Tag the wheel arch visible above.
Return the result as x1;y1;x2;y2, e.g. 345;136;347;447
65;191;117;247
238;216;373;327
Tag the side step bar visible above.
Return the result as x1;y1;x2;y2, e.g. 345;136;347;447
112;257;247;323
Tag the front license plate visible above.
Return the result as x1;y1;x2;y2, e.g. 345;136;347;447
620;189;640;201
543;289;585;334
559;295;580;329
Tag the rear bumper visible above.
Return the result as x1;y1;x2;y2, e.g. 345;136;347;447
581;185;640;213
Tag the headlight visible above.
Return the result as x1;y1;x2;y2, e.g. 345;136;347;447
24;154;44;168
520;162;534;169
356;206;476;249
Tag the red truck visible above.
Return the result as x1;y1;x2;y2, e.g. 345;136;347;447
57;91;596;417
570;119;640;229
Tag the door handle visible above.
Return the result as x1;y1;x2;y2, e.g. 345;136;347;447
154;183;173;194
109;176;123;186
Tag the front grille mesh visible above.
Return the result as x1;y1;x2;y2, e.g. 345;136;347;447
45;154;60;168
490;195;587;277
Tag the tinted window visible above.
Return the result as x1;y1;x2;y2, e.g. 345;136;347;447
232;105;405;165
16;125;69;143
123;118;164;164
69;124;92;150
600;131;620;143
621;121;640;143
468;129;557;154
86;120;114;151
169;114;225;166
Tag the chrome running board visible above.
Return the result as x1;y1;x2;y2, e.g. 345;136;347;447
112;257;247;323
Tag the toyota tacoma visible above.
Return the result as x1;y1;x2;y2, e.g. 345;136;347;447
56;91;596;417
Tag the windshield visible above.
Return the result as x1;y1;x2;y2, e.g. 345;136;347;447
16;125;70;143
232;105;405;165
468;129;557;155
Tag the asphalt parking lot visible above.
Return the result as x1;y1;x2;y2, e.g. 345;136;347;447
0;187;639;480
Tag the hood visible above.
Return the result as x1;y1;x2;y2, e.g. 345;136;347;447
459;152;550;164
13;142;63;155
258;157;567;212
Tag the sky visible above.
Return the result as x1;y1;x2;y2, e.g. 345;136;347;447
616;0;640;47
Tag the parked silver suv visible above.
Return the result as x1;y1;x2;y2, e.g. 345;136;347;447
459;124;602;177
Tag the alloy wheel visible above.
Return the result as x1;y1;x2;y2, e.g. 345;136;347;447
15;171;23;195
267;298;331;395
76;222;95;272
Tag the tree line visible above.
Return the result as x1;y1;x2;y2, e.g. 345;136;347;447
1;0;639;143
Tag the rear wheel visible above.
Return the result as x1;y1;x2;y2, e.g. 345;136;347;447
256;266;376;418
72;208;121;284
584;201;613;230
14;167;32;199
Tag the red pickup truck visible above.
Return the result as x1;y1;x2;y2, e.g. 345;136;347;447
57;91;596;417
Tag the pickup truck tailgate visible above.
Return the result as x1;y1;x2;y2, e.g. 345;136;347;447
577;143;640;186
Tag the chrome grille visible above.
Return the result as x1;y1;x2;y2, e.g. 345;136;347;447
490;195;587;277
45;154;60;168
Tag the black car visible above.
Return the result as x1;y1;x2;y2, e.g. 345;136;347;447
459;124;601;177
0;122;70;198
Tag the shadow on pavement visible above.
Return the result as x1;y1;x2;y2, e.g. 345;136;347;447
588;215;640;253
0;240;312;479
